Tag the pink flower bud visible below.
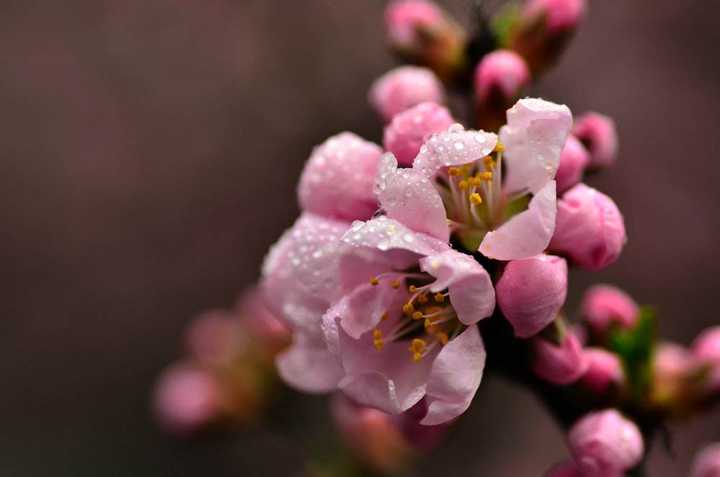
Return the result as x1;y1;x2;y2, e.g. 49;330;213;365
297;132;382;221
532;331;588;385
385;0;444;49
383;102;455;166
692;443;720;477
572;112;619;169
185;310;245;365
544;460;584;477
568;409;644;475
369;66;445;122
580;348;624;394
497;254;568;338
692;326;720;365
525;0;586;33
474;50;531;103
581;284;639;334
236;288;291;358
556;136;590;193
153;364;221;435
550;184;627;271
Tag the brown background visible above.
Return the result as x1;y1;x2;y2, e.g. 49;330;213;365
1;1;718;475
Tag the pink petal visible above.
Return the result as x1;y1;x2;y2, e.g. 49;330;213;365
421;326;486;425
341;216;449;258
375;153;449;241
412;124;497;178
500;98;573;195
276;334;344;393
479;180;557;260
298;132;382;221
419;250;495;325
383;102;455;166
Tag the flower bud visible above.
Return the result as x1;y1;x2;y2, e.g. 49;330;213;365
330;394;414;473
572;112;619;169
544;460;584;477
579;348;624;394
235;288;291;359
383;102;455;166
652;342;697;407
473;50;531;131
692;443;720;477
549;184;627;271
556;135;590;193
509;0;586;74
298;132;382;221
580;284;639;335
497;254;568;338
384;0;466;81
153;364;221;435
532;330;588;385
692;326;720;365
568;409;644;475
369;66;445;122
185;310;245;365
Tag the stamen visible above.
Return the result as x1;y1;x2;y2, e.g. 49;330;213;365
370;276;379;286
408;285;418;293
458;179;469;191
483;155;495;168
448;167;461;176
417;293;429;304
436;331;449;345
409;338;427;362
434;292;446;303
494;142;505;153
477;171;493;181
412;311;424;320
373;329;384;350
390;279;401;289
402;303;415;315
470;192;483;205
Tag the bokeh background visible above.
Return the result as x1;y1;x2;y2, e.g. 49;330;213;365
1;1;718;475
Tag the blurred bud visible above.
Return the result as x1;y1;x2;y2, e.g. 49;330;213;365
693;326;720;365
369;66;445;122
473;50;531;131
532;329;588;384
556;135;590;193
330;394;414;474
383;102;455;166
544;460;584;477
497;254;568;338
572;112;619;169
550;184;626;271
509;0;586;74
384;0;466;81
185;309;245;365
652;342;697;408
397;399;450;452
298;132;383;221
153;363;221;436
568;409;644;476
580;348;624;394
692;443;720;477
581;284;639;335
236;288;291;359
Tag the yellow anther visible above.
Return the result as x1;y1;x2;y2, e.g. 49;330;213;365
402;303;415;315
390;279;401;289
434;293;445;303
436;332;449;345
458;180;469;190
374;339;384;351
469;177;482;187
370;276;379;286
409;338;426;353
478;171;493;181
418;293;429;304
412;311;424;320
408;285;418;293
412;352;423;362
470;193;483;205
483;155;495;168
494;142;505;153
448;167;461;176
373;329;382;339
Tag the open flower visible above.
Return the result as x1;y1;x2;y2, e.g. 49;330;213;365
321;216;494;425
375;97;572;260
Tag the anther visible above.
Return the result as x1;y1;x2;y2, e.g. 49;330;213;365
448;167;461;176
390;279;401;289
478;171;493;181
408;285;418;293
458;180;469;190
412;311;424;321
436;332;449;345
409;338;427;362
418;293;429;304
372;329;384;350
470;193;483;205
494;142;505;153
434;293;445;303
402;303;415;315
370;276;379;286
483;156;495;168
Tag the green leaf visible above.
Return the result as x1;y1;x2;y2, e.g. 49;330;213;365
491;2;522;48
608;307;657;401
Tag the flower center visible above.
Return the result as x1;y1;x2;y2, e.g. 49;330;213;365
367;273;463;362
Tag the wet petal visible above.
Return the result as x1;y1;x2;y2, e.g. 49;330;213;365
341;216;449;258
375;153;449;241
276;334;344;393
422;326;486;425
479;180;557;260
413;124;497;178
419;250;495;325
500;98;572;195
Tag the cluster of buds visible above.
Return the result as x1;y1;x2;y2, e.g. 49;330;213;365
153;289;289;435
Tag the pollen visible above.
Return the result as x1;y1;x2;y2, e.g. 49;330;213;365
408;285;418;293
470;193;483;205
369;276;379;286
458;180;469;190
412;311;424;320
390;279;401;289
402;302;415;315
434;292;445;303
483;155;495;168
494;142;505;153
409;338;427;361
372;329;384;350
478;171;493;181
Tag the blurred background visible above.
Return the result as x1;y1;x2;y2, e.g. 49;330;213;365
1;1;718;475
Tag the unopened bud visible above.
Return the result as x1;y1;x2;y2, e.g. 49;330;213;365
474;50;531;131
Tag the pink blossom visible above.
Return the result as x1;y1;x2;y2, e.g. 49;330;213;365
556;135;590;193
496;254;568;338
383;102;455;166
572;112;619;169
298;132;383;221
321;216;494;425
153;363;221;435
474;50;530;103
384;0;444;50
524;0;586;33
568;409;644;476
532;330;588;385
693;326;720;365
581;284;639;334
550;183;626;270
377;97;572;260
580;348;624;394
369;66;445;122
692;443;720;477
